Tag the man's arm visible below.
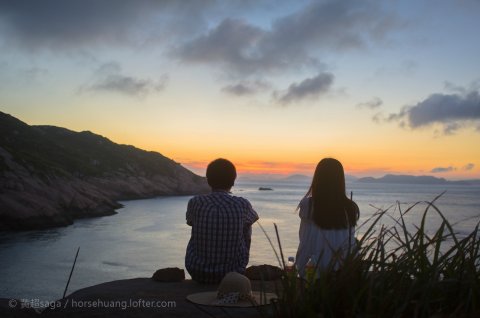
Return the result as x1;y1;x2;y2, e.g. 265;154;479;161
186;198;194;226
243;200;258;251
243;224;252;250
244;200;259;225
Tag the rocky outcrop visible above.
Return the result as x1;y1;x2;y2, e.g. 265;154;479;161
152;268;185;282
0;112;209;231
0;266;280;317
38;277;278;318
245;264;283;281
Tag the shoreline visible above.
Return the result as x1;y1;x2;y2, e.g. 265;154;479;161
0;191;207;232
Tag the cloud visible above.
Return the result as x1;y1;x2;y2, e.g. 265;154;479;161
430;166;455;173
273;72;334;105
440;122;462;136
430;163;475;173
173;18;268;74
221;80;270;96
0;0;212;50
174;0;400;76
82;62;168;97
181;159;318;176
409;91;480;127
372;112;383;123
90;75;166;96
385;88;480;134
1;1;401;101
444;79;480;94
357;97;383;109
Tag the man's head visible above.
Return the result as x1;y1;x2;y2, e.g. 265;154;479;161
206;158;237;190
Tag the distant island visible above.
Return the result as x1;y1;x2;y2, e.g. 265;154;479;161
0;112;209;231
281;174;311;182
356;174;479;185
239;173;479;186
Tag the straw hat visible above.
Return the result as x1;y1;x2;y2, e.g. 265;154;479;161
186;272;277;307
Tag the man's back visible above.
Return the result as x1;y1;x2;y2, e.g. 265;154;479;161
185;191;258;283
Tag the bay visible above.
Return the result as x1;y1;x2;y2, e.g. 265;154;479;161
0;181;479;302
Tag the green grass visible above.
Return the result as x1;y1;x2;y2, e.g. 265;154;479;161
262;195;480;318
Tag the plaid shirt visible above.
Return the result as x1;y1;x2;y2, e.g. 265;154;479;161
185;191;259;283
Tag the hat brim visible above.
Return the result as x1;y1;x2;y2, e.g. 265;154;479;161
186;291;277;307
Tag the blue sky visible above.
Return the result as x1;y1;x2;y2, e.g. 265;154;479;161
0;0;479;178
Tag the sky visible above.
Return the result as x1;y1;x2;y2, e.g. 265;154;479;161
0;0;479;179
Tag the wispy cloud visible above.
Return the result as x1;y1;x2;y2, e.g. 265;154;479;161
357;97;383;109
430;166;455;173
444;79;480;94
430;163;475;173
181;159;318;175
273;72;334;105
81;62;168;97
221;80;270;96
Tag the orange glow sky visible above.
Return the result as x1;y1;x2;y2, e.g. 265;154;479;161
1;1;479;180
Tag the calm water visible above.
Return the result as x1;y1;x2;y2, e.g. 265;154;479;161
1;181;479;301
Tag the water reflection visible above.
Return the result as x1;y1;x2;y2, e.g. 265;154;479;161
0;228;64;245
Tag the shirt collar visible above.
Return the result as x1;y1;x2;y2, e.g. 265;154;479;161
212;189;232;194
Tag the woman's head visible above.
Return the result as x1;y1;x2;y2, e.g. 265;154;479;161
306;158;358;229
311;158;346;199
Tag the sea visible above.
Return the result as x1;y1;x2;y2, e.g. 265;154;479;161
1;180;479;302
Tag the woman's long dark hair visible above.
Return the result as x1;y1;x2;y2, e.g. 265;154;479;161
304;158;359;229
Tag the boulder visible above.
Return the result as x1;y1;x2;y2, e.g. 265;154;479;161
246;264;283;281
152;267;185;282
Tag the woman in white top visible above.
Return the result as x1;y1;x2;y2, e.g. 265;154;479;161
295;158;360;277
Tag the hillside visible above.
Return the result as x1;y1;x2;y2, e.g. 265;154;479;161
0;112;209;231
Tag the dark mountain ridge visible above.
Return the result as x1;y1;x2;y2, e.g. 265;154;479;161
0;111;209;231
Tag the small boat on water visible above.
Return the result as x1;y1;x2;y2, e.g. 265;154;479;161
258;187;273;191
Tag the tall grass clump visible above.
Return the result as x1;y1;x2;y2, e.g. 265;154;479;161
268;196;480;318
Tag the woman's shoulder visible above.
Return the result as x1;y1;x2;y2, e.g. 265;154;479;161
300;195;311;205
348;199;360;214
298;196;312;219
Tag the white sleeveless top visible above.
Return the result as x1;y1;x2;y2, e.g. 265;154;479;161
295;196;355;277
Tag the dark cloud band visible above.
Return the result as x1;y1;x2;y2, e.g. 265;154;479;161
384;87;480;135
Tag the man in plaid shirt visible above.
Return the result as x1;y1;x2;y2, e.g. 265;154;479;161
185;158;259;284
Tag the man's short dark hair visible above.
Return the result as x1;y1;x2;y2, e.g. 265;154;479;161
206;158;237;189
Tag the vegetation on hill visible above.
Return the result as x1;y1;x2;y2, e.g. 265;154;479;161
0;112;185;178
0;111;208;231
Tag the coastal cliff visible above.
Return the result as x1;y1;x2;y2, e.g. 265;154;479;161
0;112;209;231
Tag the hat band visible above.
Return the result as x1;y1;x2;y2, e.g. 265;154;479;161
216;291;254;304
